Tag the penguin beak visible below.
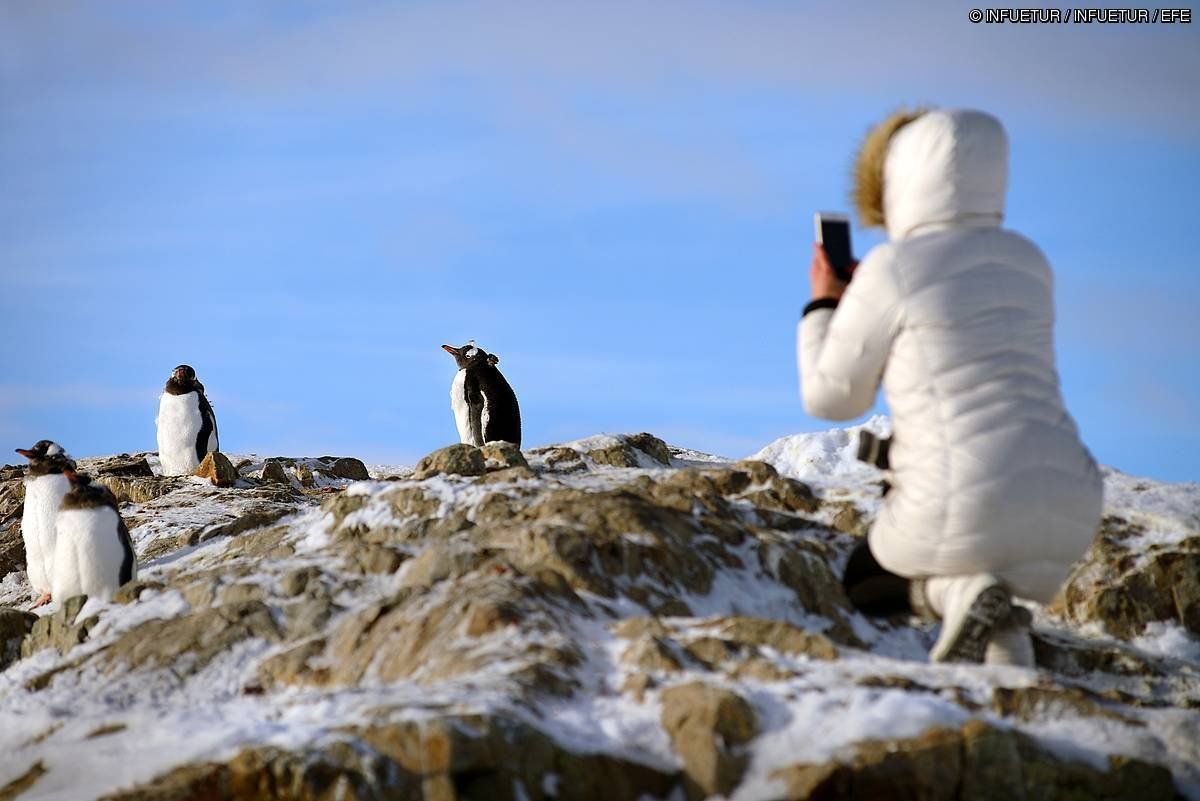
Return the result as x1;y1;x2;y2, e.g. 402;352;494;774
63;469;77;483
441;345;460;357
15;448;33;458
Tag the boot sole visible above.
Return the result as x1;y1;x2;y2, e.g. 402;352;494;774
932;585;1011;663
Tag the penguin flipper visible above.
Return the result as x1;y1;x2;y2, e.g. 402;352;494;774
197;392;219;458
480;367;521;447
209;401;220;452
117;516;136;585
468;401;485;448
465;374;486;447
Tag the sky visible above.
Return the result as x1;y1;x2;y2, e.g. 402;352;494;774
1;1;1198;481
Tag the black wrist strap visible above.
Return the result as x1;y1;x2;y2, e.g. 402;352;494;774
802;298;839;317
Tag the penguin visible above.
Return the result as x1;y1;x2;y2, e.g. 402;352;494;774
51;469;136;603
156;364;219;475
14;440;77;607
441;341;522;448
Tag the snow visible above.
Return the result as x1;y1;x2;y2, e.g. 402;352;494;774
1133;621;1200;663
548;433;678;470
748;415;891;490
681;540;833;634
2;422;1199;800
733;686;970;801
1101;466;1200;549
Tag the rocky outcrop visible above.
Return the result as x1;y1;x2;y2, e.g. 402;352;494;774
661;682;757;799
1054;514;1200;638
325;457;371;481
0;435;1196;801
253;456;372;487
479;442;529;471
0;466;26;579
771;719;1178;801
100;601;282;677
193;452;241;487
100;715;679;801
0;607;35;670
93;474;185;505
412;444;486;479
21;594;96;658
89;454;155;478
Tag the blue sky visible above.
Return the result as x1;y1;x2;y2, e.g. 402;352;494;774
2;1;1197;481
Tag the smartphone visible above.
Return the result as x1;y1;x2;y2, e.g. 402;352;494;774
814;212;854;282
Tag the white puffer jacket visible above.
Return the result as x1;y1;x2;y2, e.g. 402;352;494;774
798;109;1102;603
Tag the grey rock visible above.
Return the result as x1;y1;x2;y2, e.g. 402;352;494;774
193;452;240;488
411;444;486;480
260;460;291;484
21;595;96;658
0;607;37;669
198;508;291;543
279;567;317;597
326;457;371;481
661;681;757;800
480;442;529;471
112;580;166;605
87;454;155;478
529;446;587;473
93;475;183;505
627;433;672;465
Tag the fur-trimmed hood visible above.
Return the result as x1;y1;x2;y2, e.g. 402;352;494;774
853;108;1009;240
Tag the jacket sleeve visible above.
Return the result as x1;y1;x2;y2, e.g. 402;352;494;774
797;246;903;421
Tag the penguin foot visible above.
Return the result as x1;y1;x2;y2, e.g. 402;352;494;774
31;592;51;609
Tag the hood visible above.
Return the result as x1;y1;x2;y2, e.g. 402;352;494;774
853;108;1008;241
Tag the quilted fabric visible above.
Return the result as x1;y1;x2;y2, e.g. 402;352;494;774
798;109;1102;602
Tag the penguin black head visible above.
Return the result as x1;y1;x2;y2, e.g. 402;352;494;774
441;341;498;371
15;440;76;475
166;364;205;395
15;440;57;459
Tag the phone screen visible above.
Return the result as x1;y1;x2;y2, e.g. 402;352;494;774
816;214;853;282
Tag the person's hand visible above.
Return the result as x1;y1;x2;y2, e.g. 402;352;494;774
810;244;856;301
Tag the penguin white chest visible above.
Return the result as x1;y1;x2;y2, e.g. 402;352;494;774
157;392;204;475
21;474;71;594
51;506;129;602
450;370;473;445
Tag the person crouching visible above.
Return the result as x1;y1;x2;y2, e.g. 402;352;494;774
798;108;1103;666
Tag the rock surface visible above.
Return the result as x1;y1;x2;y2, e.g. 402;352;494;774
661;681;757;799
0;466;26;580
0;607;35;669
771;719;1179;801
0;431;1197;801
1054;513;1200;639
412;444;486;479
193;452;241;487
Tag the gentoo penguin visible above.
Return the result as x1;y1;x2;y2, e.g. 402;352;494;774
441;341;522;447
156;364;219;475
51;470;136;603
15;440;76;607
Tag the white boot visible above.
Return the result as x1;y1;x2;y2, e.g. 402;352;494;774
913;574;1012;663
985;607;1036;668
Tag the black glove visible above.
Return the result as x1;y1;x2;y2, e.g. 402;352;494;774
856;431;891;470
